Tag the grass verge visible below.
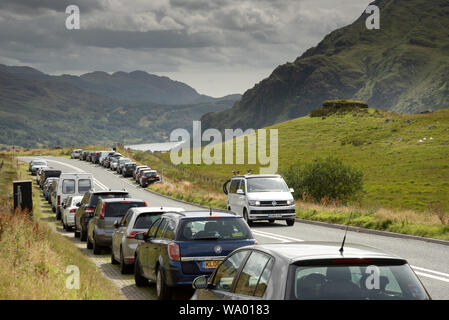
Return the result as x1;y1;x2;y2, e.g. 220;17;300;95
0;155;122;300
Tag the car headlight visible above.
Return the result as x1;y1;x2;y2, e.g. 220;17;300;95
248;200;260;206
287;200;294;205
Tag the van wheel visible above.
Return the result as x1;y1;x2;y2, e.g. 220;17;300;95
134;256;149;287
268;219;275;223
80;227;87;241
286;219;295;226
156;267;172;300
74;229;80;238
243;209;253;227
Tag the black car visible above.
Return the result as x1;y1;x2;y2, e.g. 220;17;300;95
191;242;431;300
39;168;62;189
134;210;256;300
74;190;130;241
122;162;137;177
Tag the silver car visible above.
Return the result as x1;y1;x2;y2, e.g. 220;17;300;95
111;207;185;274
61;195;83;231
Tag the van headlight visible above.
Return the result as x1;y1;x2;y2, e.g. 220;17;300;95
249;200;260;206
287;200;294;205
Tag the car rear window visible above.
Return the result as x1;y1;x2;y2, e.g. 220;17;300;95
143;171;157;177
289;262;429;300
105;202;146;218
179;217;252;241
78;179;92;193
133;213;162;229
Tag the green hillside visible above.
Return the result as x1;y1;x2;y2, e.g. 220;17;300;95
146;106;449;213
202;0;449;131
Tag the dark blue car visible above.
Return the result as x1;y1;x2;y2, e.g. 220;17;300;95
134;210;256;300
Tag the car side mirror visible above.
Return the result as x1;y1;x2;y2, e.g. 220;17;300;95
134;233;145;241
192;275;209;290
76;202;81;207
236;189;245;195
289;188;294;193
113;220;120;228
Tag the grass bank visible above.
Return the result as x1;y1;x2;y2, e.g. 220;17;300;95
0;155;122;299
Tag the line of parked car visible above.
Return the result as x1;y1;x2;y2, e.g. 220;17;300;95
28;153;431;301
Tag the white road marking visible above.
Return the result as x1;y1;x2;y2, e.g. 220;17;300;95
252;229;304;242
252;231;290;243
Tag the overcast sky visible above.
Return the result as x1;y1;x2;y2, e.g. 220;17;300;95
0;0;373;97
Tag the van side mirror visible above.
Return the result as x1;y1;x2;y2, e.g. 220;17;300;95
289;188;294;193
113;220;120;228
134;233;145;241
76;202;81;207
236;189;245;195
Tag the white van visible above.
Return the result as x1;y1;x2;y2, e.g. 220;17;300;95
56;172;93;220
224;174;296;227
99;151;114;165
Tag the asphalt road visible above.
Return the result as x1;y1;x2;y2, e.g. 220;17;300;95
20;156;449;300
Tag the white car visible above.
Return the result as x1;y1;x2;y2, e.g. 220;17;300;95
224;174;296;227
30;160;48;175
61;195;83;231
111;207;184;274
70;149;82;159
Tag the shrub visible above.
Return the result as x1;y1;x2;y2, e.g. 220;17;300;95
281;157;364;204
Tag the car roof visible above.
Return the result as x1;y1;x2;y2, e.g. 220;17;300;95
100;198;145;204
164;210;238;219
91;190;129;195
232;174;281;179
128;207;185;214
240;242;402;263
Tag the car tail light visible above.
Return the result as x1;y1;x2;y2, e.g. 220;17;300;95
85;208;94;214
70;209;77;213
57;195;61;206
254;240;258;245
168;242;180;261
100;203;106;219
127;231;143;239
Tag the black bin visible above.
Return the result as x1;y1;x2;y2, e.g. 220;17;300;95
13;180;33;214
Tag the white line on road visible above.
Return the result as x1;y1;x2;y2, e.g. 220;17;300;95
252;229;304;242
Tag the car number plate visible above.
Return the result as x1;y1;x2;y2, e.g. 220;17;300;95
203;260;221;269
270;214;282;218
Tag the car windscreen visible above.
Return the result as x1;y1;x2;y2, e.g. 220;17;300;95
133;213;163;229
105;202;146;218
247;178;289;193
288;262;429;300
179;217;252;241
45;171;61;178
78;179;92;193
33;161;47;166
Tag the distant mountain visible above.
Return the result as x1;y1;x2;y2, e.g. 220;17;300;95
202;0;449;131
0;65;241;148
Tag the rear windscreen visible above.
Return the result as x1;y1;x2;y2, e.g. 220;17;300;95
90;193;130;206
289;263;429;300
133;213;162;229
179;218;252;241
105;202;146;217
62;179;75;194
78;179;92;193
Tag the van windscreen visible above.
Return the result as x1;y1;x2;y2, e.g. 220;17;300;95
105;202;146;218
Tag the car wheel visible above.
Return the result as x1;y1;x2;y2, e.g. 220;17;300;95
120;249;131;274
52;206;56;213
268;219;275;223
86;235;93;249
62;220;67;230
243;209;254;227
74;228;80;238
92;236;102;255
286;219;295;226
134;256;149;287
156;267;172;300
111;248;119;265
